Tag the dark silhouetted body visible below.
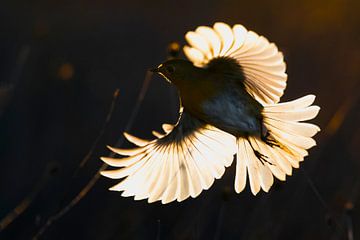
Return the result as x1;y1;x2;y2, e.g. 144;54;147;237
154;58;263;137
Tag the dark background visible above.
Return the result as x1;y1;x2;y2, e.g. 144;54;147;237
1;0;360;239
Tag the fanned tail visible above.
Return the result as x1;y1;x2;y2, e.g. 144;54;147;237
235;95;320;195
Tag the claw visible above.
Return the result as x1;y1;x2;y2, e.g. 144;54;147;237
261;132;280;148
254;150;273;165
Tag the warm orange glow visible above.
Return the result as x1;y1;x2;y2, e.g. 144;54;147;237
57;63;74;81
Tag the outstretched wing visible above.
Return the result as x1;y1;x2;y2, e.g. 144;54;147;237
184;22;287;105
101;111;236;204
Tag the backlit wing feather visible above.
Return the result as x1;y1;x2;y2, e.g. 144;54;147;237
101;111;236;204
184;22;287;105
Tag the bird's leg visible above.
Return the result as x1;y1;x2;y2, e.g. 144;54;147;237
260;123;280;148
263;133;280;148
247;138;272;165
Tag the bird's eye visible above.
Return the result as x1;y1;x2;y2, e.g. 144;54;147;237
166;65;175;73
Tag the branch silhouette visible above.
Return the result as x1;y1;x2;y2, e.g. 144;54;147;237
32;71;153;239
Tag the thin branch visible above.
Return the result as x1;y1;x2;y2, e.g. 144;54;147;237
32;71;153;240
0;45;34;231
268;87;360;239
0;170;49;231
0;88;119;233
58;88;120;211
292;91;360;238
78;88;120;169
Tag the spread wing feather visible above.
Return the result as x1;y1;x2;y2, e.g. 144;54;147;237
184;22;287;105
101;111;236;204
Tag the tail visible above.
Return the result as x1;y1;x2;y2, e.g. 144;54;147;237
234;95;320;195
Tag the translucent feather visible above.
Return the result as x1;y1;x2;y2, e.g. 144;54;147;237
233;95;320;194
184;22;287;105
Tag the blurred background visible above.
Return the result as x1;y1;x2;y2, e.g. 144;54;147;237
1;0;359;239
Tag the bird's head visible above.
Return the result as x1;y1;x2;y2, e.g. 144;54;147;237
151;59;197;86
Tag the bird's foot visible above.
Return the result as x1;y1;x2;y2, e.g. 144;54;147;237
254;150;272;165
261;133;280;148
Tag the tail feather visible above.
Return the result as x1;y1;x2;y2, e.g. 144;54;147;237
235;139;247;193
263;106;320;122
236;138;275;195
265;118;319;137
264;94;315;111
234;94;320;195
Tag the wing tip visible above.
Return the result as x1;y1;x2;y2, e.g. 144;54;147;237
100;156;111;164
100;170;116;179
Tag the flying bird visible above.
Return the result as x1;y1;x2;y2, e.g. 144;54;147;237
100;22;320;204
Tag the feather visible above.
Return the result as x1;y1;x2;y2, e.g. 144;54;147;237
234;139;247;193
227;24;247;55
184;22;287;104
107;145;146;156
196;26;221;57
161;145;178;204
264;95;316;112
240;140;259;195
152;130;165;138
123;132;150;146
162;123;174;133
233;95;320;194
214;22;234;56
183;46;205;67
185;31;212;59
100;155;143;167
264;118;320;137
264;106;320;122
101;111;236;204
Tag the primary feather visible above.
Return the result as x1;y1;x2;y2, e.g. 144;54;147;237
101;112;236;204
184;22;287;105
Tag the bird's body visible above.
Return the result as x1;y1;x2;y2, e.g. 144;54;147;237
101;22;320;204
161;58;263;138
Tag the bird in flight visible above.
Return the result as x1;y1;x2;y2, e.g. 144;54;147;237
100;22;320;204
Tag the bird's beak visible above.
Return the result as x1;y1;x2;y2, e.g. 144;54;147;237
149;64;171;83
150;67;160;73
150;64;163;73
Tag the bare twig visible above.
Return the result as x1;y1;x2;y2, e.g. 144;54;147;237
268;86;360;239
0;88;119;234
56;88;120;209
32;71;153;239
0;45;30;116
0;165;51;231
78;88;120;169
0;45;33;231
293;89;359;238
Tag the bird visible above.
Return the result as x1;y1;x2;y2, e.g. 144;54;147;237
100;22;320;204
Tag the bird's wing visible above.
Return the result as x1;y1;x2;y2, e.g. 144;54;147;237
101;110;236;204
184;22;287;105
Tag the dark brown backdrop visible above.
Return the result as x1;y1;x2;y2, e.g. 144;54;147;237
1;0;359;239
